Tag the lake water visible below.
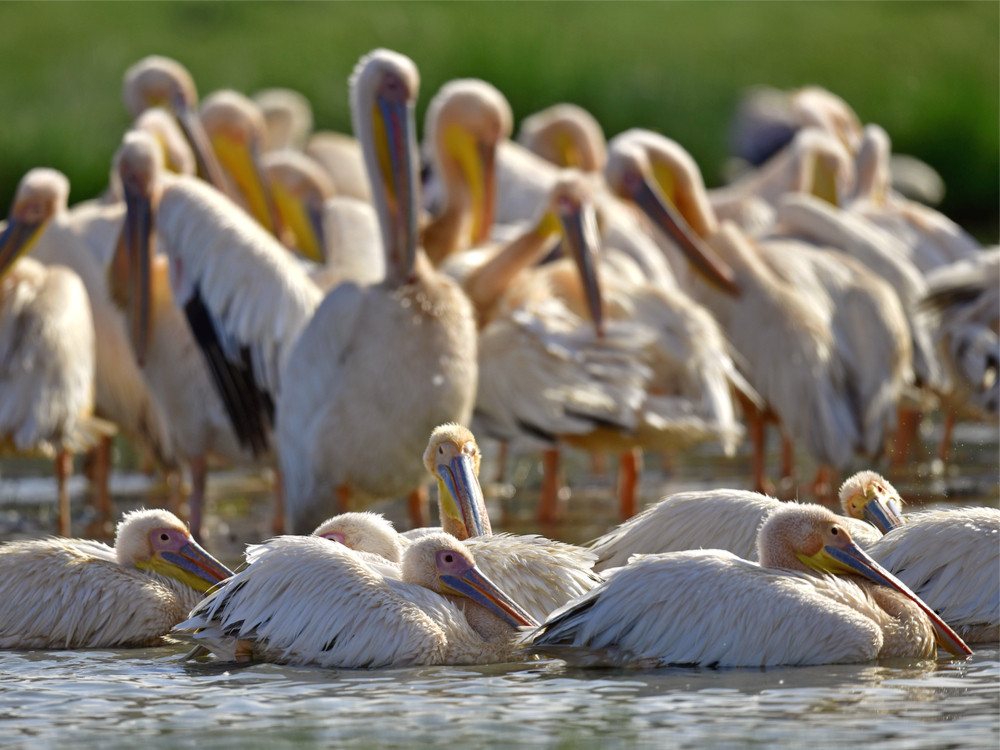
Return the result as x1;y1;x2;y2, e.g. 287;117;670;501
0;417;997;748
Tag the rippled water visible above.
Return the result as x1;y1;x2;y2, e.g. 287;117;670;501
0;418;997;748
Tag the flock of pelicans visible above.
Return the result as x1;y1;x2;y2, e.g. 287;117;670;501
0;47;996;669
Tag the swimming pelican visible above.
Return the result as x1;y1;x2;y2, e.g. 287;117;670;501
120;127;322;539
841;472;999;643
587;469;892;573
0;508;232;648
174;531;536;668
528;504;972;667
277;49;478;534
312;510;403;566
0;167;175;532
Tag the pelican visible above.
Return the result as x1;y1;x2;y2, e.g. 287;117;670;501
842;472;1000;643
253;87;314;153
0;173;120;536
312;510;403;567
174;531;536;668
587;469;892;573
516;102;607;173
198;89;283;236
0;508;232;648
122;55;231;197
527;504;972;668
606;130;913;498
277;49;478;534
305;130;372;202
120;127;322;539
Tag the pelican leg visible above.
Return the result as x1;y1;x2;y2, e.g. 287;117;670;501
54;450;72;537
538;448;564;524
84;435;114;539
494;440;508;484
188;456;208;543
617;448;642;519
748;408;774;495
937;411;956;466
890;406;922;469
336;484;352;512
271;466;285;535
407;485;430;529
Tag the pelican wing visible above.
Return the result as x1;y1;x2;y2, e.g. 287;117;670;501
465;533;602;622
868;507;1000;641
475;296;651;445
527;549;882;668
157;176;322;454
176;535;458;668
0;538;187;648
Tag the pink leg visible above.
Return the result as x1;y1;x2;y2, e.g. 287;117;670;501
618;448;642;519
55;450;73;537
538;448;563;524
188;456;208;543
407;485;430;529
271;466;285;535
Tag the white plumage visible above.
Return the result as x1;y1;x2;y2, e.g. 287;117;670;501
0;508;232;648
175;532;534;668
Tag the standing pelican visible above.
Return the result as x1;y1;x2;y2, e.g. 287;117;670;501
842;472;1000;643
0;167;176;532
528;504;971;667
0;176;119;536
120;127;322;539
587;469;892;573
174;532;536;668
277;49;478;534
0;508;232;648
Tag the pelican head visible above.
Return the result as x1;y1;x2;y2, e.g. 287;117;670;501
115;128;165;365
312;511;402;563
115;508;233;593
605;131;739;296
253;87;314;152
790;86;863;155
784;127;855;206
517;102;607;173
402;533;538;628
838;470;906;533
759;504;971;657
200;90;282;235
350;48;421;285
261;149;335;263
424;78;512;246
0;168;69;278
423;423;490;540
132;108;197;178
122;55;229;195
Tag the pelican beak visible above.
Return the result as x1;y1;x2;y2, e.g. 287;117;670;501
861;484;907;533
173;96;232;199
375;90;419;283
0;217;44;279
558;196;604;338
628;170;740;297
271;180;327;264
440;565;538;628
802;540;973;658
437;452;491;539
210;132;282;236
474;139;497;245
146;539;234;593
121;176;154;366
810;152;840;207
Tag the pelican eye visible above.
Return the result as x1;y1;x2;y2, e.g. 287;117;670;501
443;553;454;564
438;445;445;455
160;532;170;542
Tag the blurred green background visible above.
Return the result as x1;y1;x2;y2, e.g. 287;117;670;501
0;1;996;238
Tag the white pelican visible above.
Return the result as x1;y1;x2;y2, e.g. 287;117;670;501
0;176;122;536
527;504;972;668
312;510;403;567
0;167;175;531
606;130;913;498
841;473;999;643
120;127;322;539
516;102;607;173
174;531;536;668
0;508;232;648
122;55;232;198
198;89;284;236
253;87;314;153
304;130;372;203
277;49;478;534
587;469;892;573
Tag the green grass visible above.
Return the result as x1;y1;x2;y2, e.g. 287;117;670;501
0;1;996;237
